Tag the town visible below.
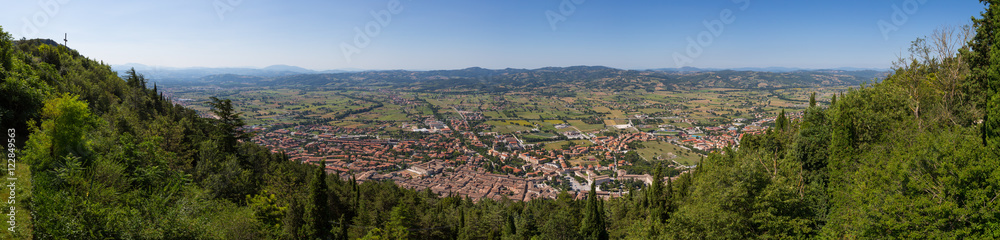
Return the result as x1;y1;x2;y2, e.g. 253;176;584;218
248;109;800;201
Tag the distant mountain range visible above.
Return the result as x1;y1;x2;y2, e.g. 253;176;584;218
647;66;889;73
147;65;888;91
111;63;361;81
115;64;887;82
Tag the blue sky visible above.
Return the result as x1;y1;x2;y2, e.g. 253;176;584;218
0;0;986;71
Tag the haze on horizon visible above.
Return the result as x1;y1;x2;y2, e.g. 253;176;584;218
0;0;984;71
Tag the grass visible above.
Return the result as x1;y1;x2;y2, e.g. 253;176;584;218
568;155;601;167
504;120;532;126
485;121;532;134
608;110;627;119
567;120;605;132
634;140;702;166
592;106;612;113
0;162;33;239
542;140;594;150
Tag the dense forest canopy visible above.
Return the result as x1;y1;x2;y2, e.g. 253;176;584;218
1;1;1000;239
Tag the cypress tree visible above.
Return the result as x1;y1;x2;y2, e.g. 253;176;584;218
777;109;788;131
580;183;608;240
337;214;348;240
504;213;517;237
648;164;666;222
307;160;332;239
966;1;1000;146
810;92;817;107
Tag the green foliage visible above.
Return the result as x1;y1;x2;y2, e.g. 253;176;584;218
809;92;817;107
248;190;287;232
305;161;332;239
580;184;608;240
5;3;1000;237
1;27;51;147
825;118;1000;237
988;94;1000;147
668;144;814;239
24;93;99;172
385;204;414;239
0;26;12;75
208;97;247;153
776;108;788;131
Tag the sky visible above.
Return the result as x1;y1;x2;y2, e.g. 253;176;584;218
0;0;987;71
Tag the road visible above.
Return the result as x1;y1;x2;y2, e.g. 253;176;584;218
566;175;589;192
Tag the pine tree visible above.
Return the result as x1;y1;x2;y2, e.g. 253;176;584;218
208;97;246;153
831;94;837;106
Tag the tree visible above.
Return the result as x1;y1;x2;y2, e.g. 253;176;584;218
987;94;1000;147
283;199;307;239
644;164;671;223
776;109;788;131
385;204;414;240
0;26;11;76
24;93;99;172
516;207;539;239
503;213;517;239
580;184;608;240
809;92;817;107
208;97;246;153
306;161;332;239
124;68;147;89
248;190;288;232
965;0;1000;145
1;27;52;146
541;207;580;240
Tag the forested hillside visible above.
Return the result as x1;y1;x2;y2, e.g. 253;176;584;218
2;1;1000;239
